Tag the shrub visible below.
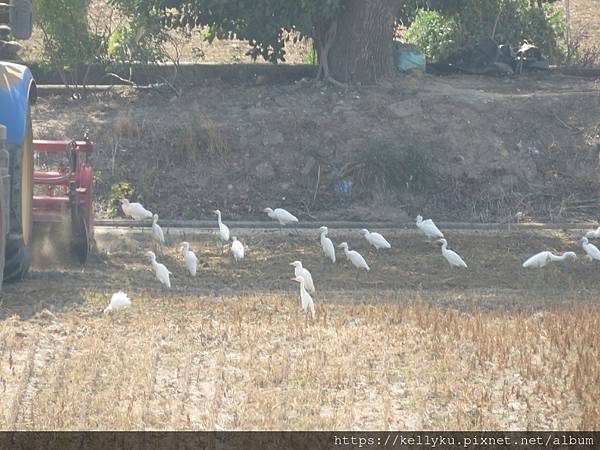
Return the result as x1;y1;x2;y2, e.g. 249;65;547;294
107;15;168;65
404;10;459;63
108;182;134;218
35;0;105;90
404;1;567;64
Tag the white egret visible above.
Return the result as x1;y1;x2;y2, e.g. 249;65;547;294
586;226;600;238
361;229;391;250
214;210;230;241
522;251;577;268
231;236;245;262
103;291;131;314
338;242;370;272
152;214;165;254
263;207;299;226
581;237;600;261
319;226;335;263
416;215;444;239
550;251;577;261
290;261;315;293
437;239;467;268
291;275;315;320
147;251;172;288
120;198;152;221
181;241;198;276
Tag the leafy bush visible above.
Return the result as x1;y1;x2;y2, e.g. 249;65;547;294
35;0;105;89
108;182;134;218
405;1;567;63
404;10;458;62
107;14;168;65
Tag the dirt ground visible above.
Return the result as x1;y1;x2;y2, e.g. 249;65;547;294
0;227;599;430
31;71;600;224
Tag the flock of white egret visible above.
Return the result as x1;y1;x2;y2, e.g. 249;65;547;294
108;198;600;317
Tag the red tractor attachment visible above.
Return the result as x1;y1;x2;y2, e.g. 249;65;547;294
32;136;93;263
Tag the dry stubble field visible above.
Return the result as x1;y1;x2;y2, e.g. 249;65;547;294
0;227;599;430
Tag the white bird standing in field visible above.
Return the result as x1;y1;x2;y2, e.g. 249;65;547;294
263;207;299;226
290;261;315;293
291;275;315;320
338;242;370;273
214;209;230;242
416;215;444;239
361;229;391;250
231;236;245;262
522;251;577;268
147;251;172;288
152;214;165;254
319;226;335;263
181;241;198;276
581;237;600;261
103;291;131;314
120;198;153;221
437;239;467;268
586;226;600;238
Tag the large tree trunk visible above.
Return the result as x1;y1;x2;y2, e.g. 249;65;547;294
317;0;396;85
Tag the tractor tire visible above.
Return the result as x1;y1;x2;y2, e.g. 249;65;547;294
4;106;33;282
0;174;7;288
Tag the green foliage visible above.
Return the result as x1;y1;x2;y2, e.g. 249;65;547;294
108;182;135;218
107;14;168;64
110;0;344;63
405;0;567;63
404;10;458;63
35;0;105;86
304;44;317;65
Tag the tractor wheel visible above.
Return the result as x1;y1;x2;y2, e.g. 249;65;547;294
4;106;34;282
0;174;7;288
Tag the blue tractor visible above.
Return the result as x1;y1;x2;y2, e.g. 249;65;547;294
0;0;36;285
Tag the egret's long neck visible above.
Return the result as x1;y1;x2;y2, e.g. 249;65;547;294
299;282;307;296
441;242;448;251
153;216;158;225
